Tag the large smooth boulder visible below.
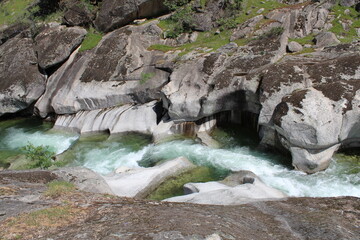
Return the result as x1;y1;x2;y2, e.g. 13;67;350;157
53;167;113;194
54;101;160;135
103;157;196;198
0;22;29;45
94;0;167;33
35;21;171;117
314;32;340;48
35;25;87;69
165;171;286;205
265;52;360;173
162;33;285;121
287;41;303;52
61;0;94;27
0;36;45;116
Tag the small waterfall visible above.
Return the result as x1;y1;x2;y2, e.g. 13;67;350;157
172;122;197;137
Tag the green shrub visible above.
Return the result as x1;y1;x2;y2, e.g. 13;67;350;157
163;3;194;38
21;143;54;169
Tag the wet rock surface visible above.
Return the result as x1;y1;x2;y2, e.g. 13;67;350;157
0;170;359;240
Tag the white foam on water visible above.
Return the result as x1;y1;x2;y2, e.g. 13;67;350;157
3;127;78;154
139;140;360;198
2;119;358;198
80;144;149;175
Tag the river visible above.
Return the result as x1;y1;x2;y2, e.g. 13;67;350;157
0;118;359;198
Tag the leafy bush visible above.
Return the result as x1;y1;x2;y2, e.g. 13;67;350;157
163;2;194;38
22;143;54;169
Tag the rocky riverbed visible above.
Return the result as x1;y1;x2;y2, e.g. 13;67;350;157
0;0;360;239
0;169;359;240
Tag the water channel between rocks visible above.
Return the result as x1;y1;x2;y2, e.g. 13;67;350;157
0;118;359;198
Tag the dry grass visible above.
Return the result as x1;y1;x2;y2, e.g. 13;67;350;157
0;186;18;196
0;205;89;240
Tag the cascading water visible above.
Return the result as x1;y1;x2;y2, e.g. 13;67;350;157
0;118;358;198
0;118;78;167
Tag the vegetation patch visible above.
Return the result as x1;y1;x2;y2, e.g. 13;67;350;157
289;34;315;46
79;27;103;52
148;30;232;56
0;186;18;196
234;0;286;27
147;166;221;200
0;205;87;240
44;181;76;198
140;72;156;84
22;143;55;169
329;4;360;43
0;0;34;25
147;44;176;52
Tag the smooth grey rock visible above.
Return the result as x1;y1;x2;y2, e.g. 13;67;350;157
61;0;94;27
103;157;196;198
35;25;87;69
165;171;286;205
340;0;357;7
314;32;340;48
94;0;167;33
54;167;113;194
54;101;159;135
36;22;171;116
217;42;238;54
287;41;303;52
0;36;45;116
267;53;360;173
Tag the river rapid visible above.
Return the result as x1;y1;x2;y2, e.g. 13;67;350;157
0;118;359;198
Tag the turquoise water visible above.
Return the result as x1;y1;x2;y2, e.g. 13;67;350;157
0;118;359;198
0;118;78;167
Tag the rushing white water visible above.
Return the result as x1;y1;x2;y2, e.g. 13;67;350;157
138;140;360;197
0;118;359;198
0;119;78;156
2;127;78;154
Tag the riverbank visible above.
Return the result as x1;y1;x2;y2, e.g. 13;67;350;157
0;169;359;240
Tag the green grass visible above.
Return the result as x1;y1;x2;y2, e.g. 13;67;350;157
44;181;76;198
153;0;290;56
291;47;316;55
147;44;176;52
0;0;35;25
140;72;156;84
289;34;315;45
148;30;232;56
234;0;287;26
147;166;221;200
328;4;360;43
25;206;72;226
79;28;103;52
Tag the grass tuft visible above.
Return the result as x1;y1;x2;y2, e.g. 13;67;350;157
79;27;103;52
44;181;76;198
0;0;35;25
147;166;221;200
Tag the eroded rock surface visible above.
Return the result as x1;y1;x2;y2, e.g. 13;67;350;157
35;21;172;117
0;170;359;240
103;157;196;198
165;171;287;205
0;36;45;116
94;0;167;32
35;25;87;70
